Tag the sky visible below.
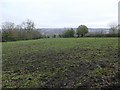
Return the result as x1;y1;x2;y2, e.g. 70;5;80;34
0;0;119;28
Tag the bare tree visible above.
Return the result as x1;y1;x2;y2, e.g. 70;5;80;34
21;19;35;39
2;22;15;31
21;19;35;31
109;23;118;34
2;22;18;41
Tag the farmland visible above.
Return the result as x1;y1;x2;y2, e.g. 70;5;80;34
2;38;120;88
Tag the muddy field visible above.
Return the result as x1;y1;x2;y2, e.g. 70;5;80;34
2;38;120;88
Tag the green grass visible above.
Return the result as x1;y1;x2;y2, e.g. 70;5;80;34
2;38;119;88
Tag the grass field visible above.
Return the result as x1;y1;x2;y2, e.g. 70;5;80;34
2;38;120;88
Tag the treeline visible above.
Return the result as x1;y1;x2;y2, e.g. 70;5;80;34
2;19;42;42
86;33;120;37
1;20;89;42
59;25;88;38
58;24;119;38
85;25;119;37
1;19;119;42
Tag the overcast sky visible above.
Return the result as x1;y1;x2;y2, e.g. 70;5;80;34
0;0;119;28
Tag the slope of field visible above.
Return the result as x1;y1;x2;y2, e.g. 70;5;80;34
2;38;120;88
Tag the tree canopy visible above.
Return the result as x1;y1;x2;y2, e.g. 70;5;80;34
63;28;75;38
76;25;88;37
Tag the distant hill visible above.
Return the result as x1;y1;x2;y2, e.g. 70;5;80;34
37;28;110;36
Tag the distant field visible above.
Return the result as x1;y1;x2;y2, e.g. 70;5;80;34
2;38;119;88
